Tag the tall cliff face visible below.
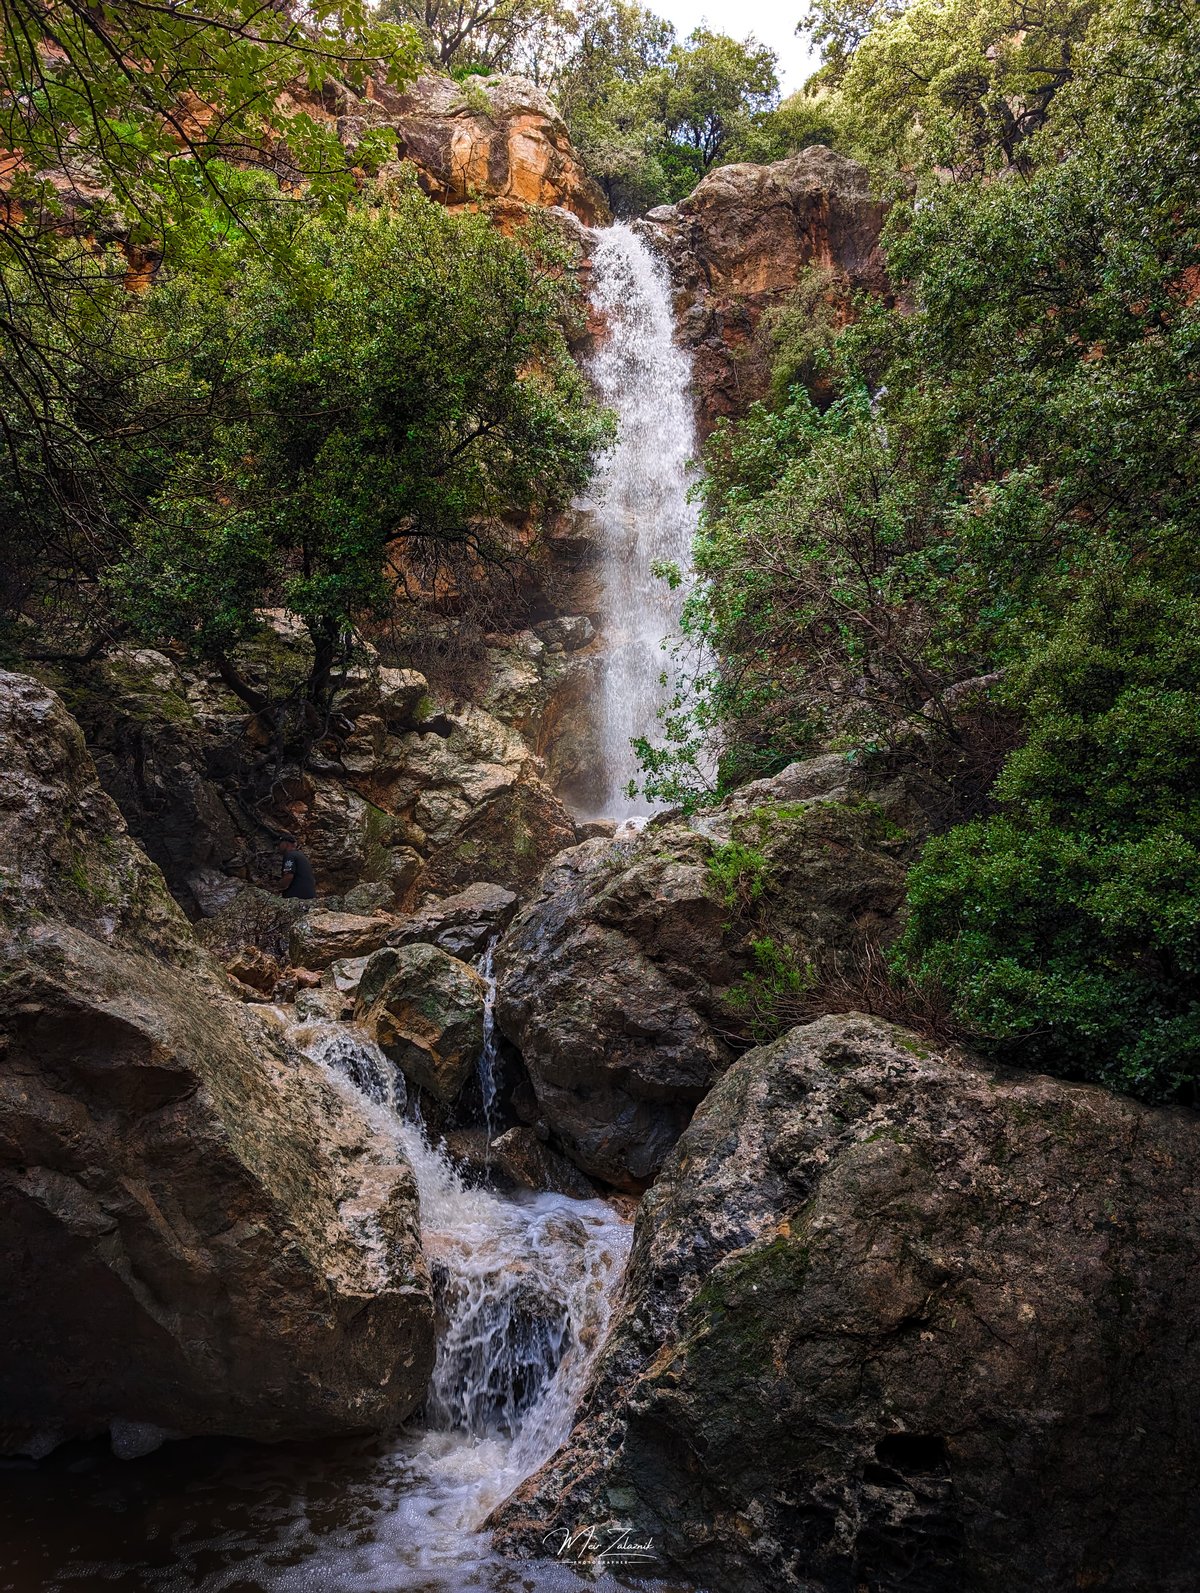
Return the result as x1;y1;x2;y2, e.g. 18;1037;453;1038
0;672;435;1455
641;146;892;436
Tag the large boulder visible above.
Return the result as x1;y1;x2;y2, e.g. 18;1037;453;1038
493;1015;1200;1592
194;884;309;965
53;646;249;912
495;836;726;1189
288;908;398;969
494;755;910;1188
420;770;579;898
355;943;487;1104
353;696;580;895
389;881;519;960
0;673;435;1455
642;146;892;437
489;1127;596;1201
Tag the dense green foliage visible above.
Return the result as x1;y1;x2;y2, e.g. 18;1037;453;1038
554;7;783;212
1;176;607;707
111;183;606;698
641;0;1200;1101
0;1;418;432
380;0;568;74
0;8;608;715
903;578;1200;1098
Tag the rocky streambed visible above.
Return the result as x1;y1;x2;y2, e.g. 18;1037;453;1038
2;1020;643;1593
4;669;1200;1592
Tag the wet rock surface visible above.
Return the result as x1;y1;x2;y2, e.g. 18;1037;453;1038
492;1013;1200;1593
489;1127;596;1201
419;769;580;898
355;943;488;1104
0;673;435;1455
389;881;519;960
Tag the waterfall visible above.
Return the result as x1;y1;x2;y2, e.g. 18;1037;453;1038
584;223;698;819
475;936;501;1146
278;1018;633;1589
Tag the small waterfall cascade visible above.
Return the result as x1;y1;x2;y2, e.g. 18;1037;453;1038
285;1017;633;1588
584;223;699;819
12;1024;658;1593
474;936;502;1146
302;1023;407;1116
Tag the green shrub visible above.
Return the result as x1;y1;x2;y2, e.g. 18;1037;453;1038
707;839;770;912
725;937;815;1042
900;577;1200;1102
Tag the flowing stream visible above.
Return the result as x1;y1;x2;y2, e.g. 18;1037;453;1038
582;224;699;819
2;1020;683;1592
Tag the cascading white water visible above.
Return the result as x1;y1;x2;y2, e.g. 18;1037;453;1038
474;937;502;1147
247;1017;636;1592
583;224;699;819
10;1011;699;1593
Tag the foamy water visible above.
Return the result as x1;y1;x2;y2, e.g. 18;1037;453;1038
275;1019;636;1587
3;1019;673;1593
581;224;699;819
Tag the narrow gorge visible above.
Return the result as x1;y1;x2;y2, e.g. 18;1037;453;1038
3;29;1199;1593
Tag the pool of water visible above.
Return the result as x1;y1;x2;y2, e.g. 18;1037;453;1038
0;1428;691;1592
0;1021;698;1593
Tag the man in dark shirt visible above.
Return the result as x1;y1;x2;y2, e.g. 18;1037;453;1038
277;835;317;899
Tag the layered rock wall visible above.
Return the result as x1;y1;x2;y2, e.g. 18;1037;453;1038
642;146;892;436
361;74;611;227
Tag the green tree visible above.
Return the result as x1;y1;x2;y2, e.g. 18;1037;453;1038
828;0;1096;173
646;27;780;181
552;0;677;213
901;576;1200;1101
379;0;569;74
0;1;417;388
641;0;1200;1099
802;0;906;81
0;0;421;571
99;181;611;712
751;86;852;161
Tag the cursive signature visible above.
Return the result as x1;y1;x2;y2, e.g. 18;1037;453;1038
544;1524;657;1565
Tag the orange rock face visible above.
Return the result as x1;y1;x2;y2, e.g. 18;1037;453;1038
640;147;893;436
353;74;611;229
